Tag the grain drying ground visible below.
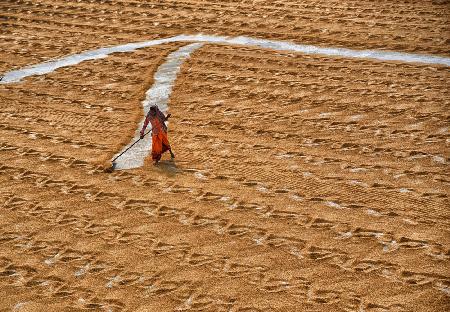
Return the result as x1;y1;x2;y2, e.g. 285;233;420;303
0;0;449;311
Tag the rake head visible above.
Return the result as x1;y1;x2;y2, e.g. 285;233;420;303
104;162;116;173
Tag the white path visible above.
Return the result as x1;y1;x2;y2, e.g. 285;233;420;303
1;34;449;169
1;34;449;84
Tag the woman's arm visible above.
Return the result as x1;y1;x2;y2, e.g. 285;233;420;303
140;114;150;139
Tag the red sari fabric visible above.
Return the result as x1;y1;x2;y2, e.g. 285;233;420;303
152;131;171;161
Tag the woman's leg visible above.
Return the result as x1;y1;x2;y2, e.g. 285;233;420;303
160;132;174;158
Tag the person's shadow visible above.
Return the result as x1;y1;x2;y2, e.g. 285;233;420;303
155;158;180;177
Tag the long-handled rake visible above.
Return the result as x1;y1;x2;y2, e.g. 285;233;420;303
106;130;151;172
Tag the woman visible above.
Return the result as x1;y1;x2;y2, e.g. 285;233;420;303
140;105;175;164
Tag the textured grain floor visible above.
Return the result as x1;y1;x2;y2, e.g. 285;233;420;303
0;1;449;311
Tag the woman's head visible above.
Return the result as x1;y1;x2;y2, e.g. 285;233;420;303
149;106;157;115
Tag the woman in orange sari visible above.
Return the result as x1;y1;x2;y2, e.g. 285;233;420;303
140;105;175;164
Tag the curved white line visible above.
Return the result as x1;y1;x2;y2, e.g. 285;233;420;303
1;34;449;84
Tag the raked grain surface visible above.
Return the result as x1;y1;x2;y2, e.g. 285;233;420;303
0;0;449;311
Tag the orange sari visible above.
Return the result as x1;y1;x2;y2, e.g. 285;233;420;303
152;131;171;162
